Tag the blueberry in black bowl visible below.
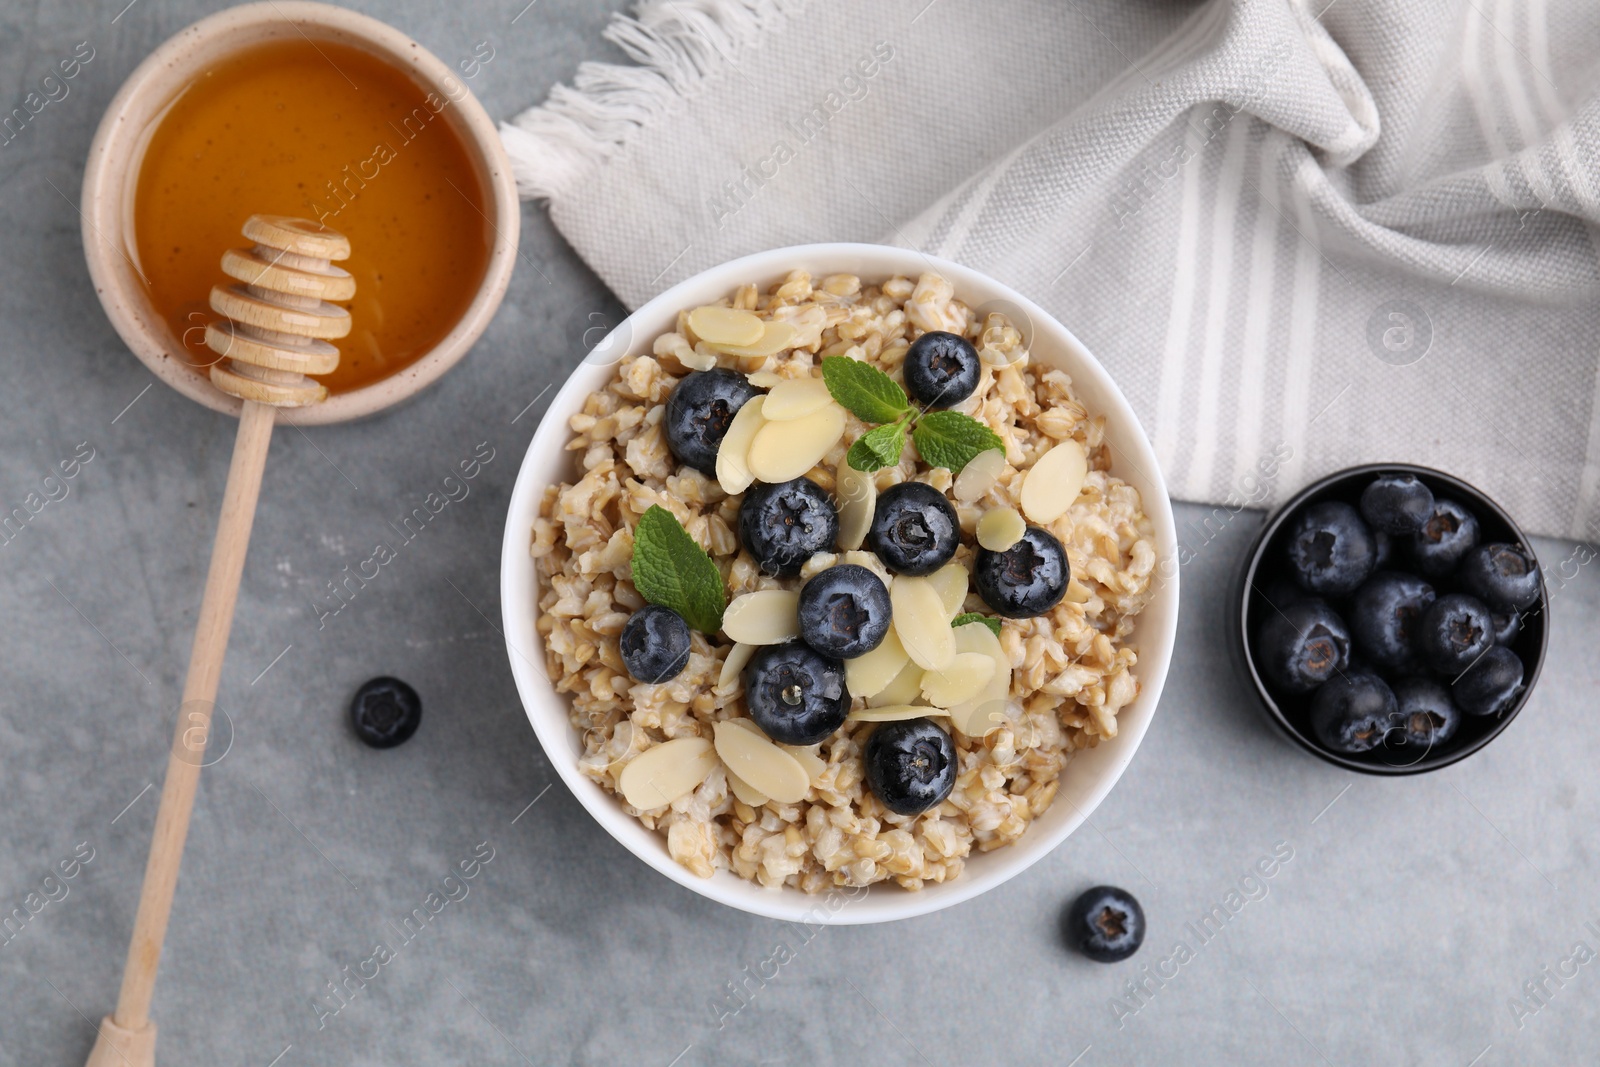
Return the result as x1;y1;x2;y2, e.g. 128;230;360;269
863;717;957;816
1255;598;1350;693
619;605;692;683
1390;677;1460;748
1410;498;1479;579
743;640;848;745
1309;672;1397;755
867;481;959;576
797;564;891;659
974;526;1070;618
1064;886;1145;964
1417;593;1493;676
902;330;981;409
1285;501;1375;597
739;476;838;578
1360;473;1434;534
351;676;422;749
1490;610;1520;646
1347;572;1434;672
664;368;764;477
1457;543;1541;612
1452;645;1525;716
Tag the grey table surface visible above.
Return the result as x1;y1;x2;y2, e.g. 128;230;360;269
3;2;1597;1065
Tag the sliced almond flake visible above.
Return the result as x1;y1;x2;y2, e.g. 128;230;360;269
953;447;1006;503
890;575;957;671
761;377;833;421
715;642;757;693
716;395;768;495
722;590;800;645
836;458;877;551
778;743;828;782
725;766;770;807
688;305;765;346
680;346;719;372
747;370;784;389
713;720;809;804
844;627;910;698
707;319;798;358
617;737;717;810
927;562;969;618
747;402;847;483
919;651;996;708
1020;439;1088;524
976;507;1026;552
848;704;948;723
948;622;1015;737
868;658;925;707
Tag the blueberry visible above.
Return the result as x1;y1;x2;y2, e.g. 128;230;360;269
797;564;892;659
350;677;422;749
868;481;959;576
1417;593;1494;676
1309;672;1398;754
864;717;957;816
1254;598;1350;693
1452;645;1525;716
1285;501;1376;597
1360;474;1435;534
739;477;838;578
1347;572;1435;672
1490;610;1520;646
743;640;848;745
1410;498;1479;579
1390;677;1461;748
664;369;763;477
619;605;692;683
1371;528;1398;570
1457;543;1541;612
1064;886;1145;963
974;526;1070;618
902;331;982;409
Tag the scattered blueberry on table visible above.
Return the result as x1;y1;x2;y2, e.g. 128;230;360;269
1064;885;1145;963
350;676;422;749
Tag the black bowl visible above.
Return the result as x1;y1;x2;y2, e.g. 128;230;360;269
1231;463;1547;775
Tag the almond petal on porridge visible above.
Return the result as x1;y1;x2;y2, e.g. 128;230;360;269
844;626;911;698
762;377;833;421
716;641;758;693
868;657;925;707
713;720;809;804
1021;439;1088;524
778;743;828;783
746;402;847;483
927;562;969;618
976;507;1027;552
617;737;717;810
726;766;770;807
952;447;1006;503
890;576;957;671
707;319;798;358
948;622;1015;737
848;704;949;722
722;589;800;645
836;458;877;552
920;651;996;708
688;305;765;346
716;395;768;495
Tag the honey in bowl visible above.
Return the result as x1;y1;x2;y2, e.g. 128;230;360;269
132;37;493;395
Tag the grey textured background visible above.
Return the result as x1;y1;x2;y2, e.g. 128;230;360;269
1;2;1596;1065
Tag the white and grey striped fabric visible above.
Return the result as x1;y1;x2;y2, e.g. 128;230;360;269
502;0;1600;540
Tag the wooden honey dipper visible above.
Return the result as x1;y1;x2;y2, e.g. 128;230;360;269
87;216;353;1067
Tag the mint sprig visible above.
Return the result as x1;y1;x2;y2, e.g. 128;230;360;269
819;354;1001;474
951;612;1002;637
630;505;726;633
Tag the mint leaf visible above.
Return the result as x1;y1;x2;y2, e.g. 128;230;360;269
911;411;1003;473
822;356;910;425
631;505;726;633
846;420;907;472
951;613;1002;637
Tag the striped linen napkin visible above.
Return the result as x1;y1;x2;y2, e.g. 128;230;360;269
502;0;1600;541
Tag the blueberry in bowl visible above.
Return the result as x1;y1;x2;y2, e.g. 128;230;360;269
867;481;959;576
743;640;849;746
797;564;891;659
664;369;764;477
1233;463;1545;775
739;476;838;579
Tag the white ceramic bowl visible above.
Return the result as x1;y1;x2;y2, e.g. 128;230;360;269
501;244;1179;924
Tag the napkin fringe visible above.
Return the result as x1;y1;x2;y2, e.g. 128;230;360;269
500;0;796;201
